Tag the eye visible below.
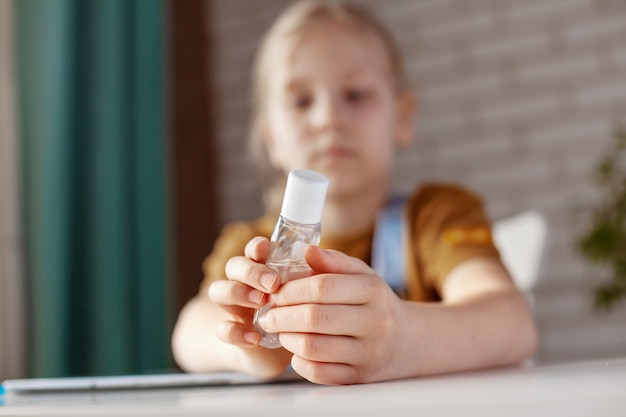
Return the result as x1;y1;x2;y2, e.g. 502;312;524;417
344;87;370;103
290;93;313;111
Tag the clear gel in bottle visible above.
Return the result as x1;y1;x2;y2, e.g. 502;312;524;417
253;169;329;349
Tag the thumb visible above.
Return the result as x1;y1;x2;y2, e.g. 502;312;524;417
304;246;374;275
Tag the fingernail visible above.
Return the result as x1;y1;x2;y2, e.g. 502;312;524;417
248;289;264;305
261;273;278;291
244;331;260;345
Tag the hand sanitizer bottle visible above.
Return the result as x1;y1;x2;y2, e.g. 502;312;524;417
253;169;329;349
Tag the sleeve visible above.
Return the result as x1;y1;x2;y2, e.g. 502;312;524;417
408;183;501;297
198;219;270;296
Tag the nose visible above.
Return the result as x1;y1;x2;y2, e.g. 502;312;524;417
310;91;346;133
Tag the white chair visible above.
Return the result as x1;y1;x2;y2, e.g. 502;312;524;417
492;210;548;294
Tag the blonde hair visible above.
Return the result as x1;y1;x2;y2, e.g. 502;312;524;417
248;0;411;213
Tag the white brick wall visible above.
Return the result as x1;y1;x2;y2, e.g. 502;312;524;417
207;0;626;362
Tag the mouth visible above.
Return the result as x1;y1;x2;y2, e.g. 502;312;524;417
321;145;355;160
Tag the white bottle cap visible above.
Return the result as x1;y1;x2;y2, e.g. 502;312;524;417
280;169;329;224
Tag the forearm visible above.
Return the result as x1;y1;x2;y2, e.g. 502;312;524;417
400;290;537;378
171;295;234;372
171;295;292;378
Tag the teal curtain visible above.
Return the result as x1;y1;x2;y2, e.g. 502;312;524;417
16;0;170;377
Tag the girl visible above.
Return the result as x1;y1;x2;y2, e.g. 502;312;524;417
172;0;537;385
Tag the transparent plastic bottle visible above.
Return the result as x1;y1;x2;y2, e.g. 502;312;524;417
253;169;329;348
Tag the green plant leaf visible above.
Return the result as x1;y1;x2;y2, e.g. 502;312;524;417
578;123;626;312
579;221;617;263
596;157;614;184
594;283;626;311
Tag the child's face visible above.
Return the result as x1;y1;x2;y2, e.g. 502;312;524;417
263;21;413;199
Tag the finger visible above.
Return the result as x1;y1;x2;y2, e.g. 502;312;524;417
225;256;281;293
291;355;359;385
244;236;271;263
208;279;267;309
305;246;374;275
279;333;362;364
216;320;261;347
259;304;369;336
269;272;383;307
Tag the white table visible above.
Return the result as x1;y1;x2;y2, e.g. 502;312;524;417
1;356;625;416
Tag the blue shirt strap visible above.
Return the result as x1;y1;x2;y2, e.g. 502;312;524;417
371;195;407;296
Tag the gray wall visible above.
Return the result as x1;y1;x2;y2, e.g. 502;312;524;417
206;0;626;362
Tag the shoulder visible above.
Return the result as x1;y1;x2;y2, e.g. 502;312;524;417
408;182;484;206
405;182;487;222
218;215;276;241
404;181;494;247
210;215;275;260
403;182;499;297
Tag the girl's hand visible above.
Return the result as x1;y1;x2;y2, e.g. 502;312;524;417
258;246;410;385
208;236;282;348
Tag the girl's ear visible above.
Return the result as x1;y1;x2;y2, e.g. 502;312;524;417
394;91;417;148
